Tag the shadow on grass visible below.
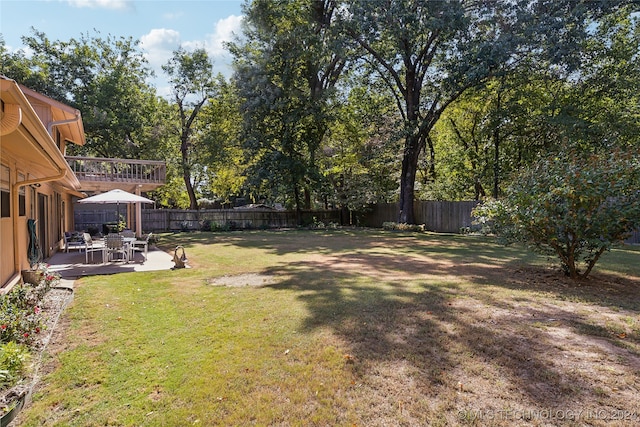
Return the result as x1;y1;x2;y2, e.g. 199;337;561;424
164;229;640;412
265;264;566;408
249;235;640;413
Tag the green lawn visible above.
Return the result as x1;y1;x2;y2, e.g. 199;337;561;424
18;230;640;426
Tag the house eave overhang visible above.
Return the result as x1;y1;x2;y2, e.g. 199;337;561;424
1;76;81;190
19;84;86;147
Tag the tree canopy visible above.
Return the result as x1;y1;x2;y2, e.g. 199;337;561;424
1;30;160;160
1;1;637;220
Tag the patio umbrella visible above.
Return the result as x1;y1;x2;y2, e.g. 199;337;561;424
78;189;154;231
78;189;154;205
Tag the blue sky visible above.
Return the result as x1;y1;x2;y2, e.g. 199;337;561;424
1;0;245;96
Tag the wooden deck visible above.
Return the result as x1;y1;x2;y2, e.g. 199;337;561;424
66;156;166;193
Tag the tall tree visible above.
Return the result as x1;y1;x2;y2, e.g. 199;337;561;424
427;69;563;201
163;48;217;210
564;6;640;148
198;77;246;204
231;0;348;216
427;6;639;201
340;0;627;223
319;83;401;214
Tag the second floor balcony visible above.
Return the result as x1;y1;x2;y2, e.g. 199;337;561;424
66;156;166;193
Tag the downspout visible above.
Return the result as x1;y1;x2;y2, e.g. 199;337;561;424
47;112;81;135
12;169;67;274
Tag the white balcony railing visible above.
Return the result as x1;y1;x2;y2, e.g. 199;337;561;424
66;156;166;185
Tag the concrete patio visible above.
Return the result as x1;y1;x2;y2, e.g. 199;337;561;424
45;246;177;282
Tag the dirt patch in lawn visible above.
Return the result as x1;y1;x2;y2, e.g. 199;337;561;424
207;273;279;287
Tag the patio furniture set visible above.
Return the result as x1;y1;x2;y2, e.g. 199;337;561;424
63;231;152;264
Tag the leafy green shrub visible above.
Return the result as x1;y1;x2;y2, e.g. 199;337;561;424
202;221;232;232
200;218;236;231
310;217;326;229
382;222;426;232
0;341;31;389
307;218;339;230
0;284;46;346
473;149;640;279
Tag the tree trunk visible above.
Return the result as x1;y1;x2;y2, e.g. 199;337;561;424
180;128;198;210
398;135;420;224
304;187;312;210
583;246;607;279
492;126;500;199
181;142;198;210
177;95;207;211
293;183;303;225
492;80;503;199
426;134;436;183
474;179;486;201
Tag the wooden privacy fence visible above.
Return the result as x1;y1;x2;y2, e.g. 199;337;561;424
626;231;640;245
360;201;480;233
75;208;340;232
142;209;342;231
74;208;121;233
74;202;482;234
75;203;640;238
360;202;640;240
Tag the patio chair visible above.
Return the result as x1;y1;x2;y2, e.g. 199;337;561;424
63;231;85;253
130;233;152;263
121;229;135;238
83;233;106;264
105;234;129;263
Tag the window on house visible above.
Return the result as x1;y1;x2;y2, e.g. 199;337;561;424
1;164;10;218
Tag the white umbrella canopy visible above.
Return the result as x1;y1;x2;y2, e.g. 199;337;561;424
78;189;154;234
78;189;154;204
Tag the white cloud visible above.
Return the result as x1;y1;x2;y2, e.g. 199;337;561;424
139;15;244;96
140;28;182;69
183;15;244;58
66;0;133;10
